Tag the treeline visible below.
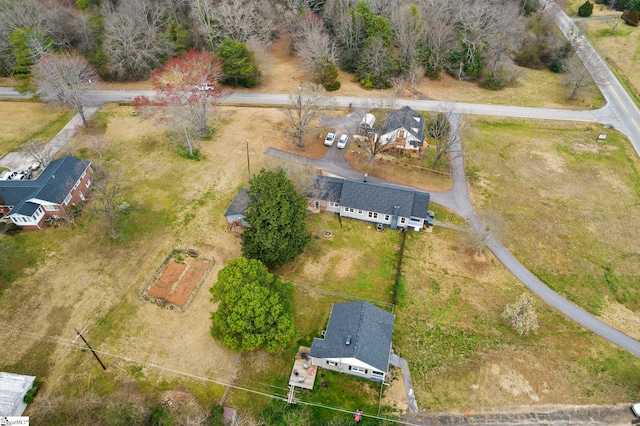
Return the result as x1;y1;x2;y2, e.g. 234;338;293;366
0;0;626;90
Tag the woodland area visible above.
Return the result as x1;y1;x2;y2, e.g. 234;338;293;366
1;0;636;92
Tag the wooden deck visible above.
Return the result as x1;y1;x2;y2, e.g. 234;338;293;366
288;346;317;390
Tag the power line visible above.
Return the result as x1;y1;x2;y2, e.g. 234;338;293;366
0;329;420;425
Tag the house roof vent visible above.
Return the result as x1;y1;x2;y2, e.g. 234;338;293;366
346;335;351;345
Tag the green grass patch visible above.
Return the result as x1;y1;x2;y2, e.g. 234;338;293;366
396;227;640;410
277;212;401;304
464;117;640;314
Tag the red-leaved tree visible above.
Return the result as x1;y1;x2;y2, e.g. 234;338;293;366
134;50;226;157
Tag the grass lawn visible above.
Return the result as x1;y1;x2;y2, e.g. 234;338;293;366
578;18;640;106
464;117;640;334
0;101;73;158
396;227;640;411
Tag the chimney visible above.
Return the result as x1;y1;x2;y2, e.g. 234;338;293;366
363;173;368;182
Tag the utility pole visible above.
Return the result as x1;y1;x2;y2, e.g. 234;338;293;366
74;327;107;370
246;139;251;181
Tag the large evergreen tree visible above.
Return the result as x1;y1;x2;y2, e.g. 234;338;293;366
242;169;310;269
210;257;297;353
216;38;261;88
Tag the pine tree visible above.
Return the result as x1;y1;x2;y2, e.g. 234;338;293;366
217;38;261;88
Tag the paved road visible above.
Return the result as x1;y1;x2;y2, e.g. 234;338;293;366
546;0;640;155
403;404;635;425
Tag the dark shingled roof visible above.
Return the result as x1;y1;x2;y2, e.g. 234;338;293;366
307;175;343;203
340;179;430;219
311;301;395;373
1;156;90;217
382;106;425;147
224;189;249;216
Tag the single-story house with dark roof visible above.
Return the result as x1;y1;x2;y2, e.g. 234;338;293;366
307;175;434;231
224;175;434;232
379;106;425;152
0;156;92;230
310;301;395;382
224;188;249;227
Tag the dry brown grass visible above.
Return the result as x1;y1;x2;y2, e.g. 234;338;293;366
0;102;71;158
579;19;640;101
396;228;640;411
464;117;640;328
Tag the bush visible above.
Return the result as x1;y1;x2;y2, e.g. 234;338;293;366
322;80;341;91
578;1;594;17
502;293;539;335
23;380;42;404
622;10;639;26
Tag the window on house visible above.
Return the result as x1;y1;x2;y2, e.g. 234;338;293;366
372;371;384;377
63;193;72;205
327;361;337;366
373;212;378;219
73;181;79;190
86;180;91;188
400;218;406;224
43;205;57;211
368;212;373;218
357;209;362;215
349;366;367;374
385;215;390;221
79;193;85;201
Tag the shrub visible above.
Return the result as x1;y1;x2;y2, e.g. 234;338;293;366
622;10;639;26
502;293;539;335
322;80;341;91
23;380;42;404
578;1;594;17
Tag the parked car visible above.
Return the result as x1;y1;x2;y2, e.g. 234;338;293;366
20;170;32;179
337;134;348;149
195;83;215;91
632;402;640;417
7;171;24;180
324;132;336;146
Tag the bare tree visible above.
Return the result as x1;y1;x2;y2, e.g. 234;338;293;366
20;138;54;168
134;50;226;157
502;293;539;335
34;52;97;126
419;0;456;78
102;1;175;80
391;4;424;80
464;210;504;258
293;12;337;76
282;83;332;148
189;0;274;49
425;107;464;168
92;166;128;239
358;95;398;163
563;53;595;102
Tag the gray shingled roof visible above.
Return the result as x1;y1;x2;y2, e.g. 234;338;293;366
340;179;430;219
311;301;395;373
224;188;249;216
1;156;90;217
382;106;425;147
307;175;343;202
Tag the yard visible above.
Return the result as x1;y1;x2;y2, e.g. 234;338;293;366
0;101;72;160
396;227;640;411
464;117;640;334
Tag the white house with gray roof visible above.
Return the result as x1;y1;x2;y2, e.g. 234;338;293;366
225;175;434;231
379;106;425;152
310;301;395;382
0;156;92;229
308;176;434;231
